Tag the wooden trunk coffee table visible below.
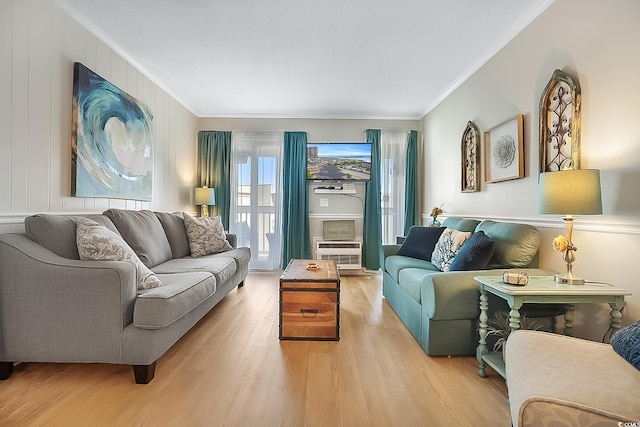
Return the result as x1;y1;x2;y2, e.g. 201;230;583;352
279;259;340;341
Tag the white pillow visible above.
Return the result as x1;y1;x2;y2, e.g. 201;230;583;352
431;228;471;272
183;213;233;257
76;218;163;291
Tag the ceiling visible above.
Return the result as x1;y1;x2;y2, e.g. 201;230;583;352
57;0;553;120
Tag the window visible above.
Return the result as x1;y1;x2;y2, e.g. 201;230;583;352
230;131;284;270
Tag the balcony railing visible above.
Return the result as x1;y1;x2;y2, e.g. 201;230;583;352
233;206;277;267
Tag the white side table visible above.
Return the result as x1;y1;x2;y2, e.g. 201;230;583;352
474;275;631;379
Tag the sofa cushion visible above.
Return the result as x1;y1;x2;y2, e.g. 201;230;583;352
104;209;173;268
219;247;252;267
450;231;495;271
442;217;481;232
76;218;162;291
397;226;445;261
154;211;191;259
431;228;471;272
385;255;440;282
183;213;233;257
24;214;119;260
152;256;237;286
611;320;640;370
475;220;540;268
134;272;216;329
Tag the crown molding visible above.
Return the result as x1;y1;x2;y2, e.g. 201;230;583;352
420;0;556;118
54;0;197;116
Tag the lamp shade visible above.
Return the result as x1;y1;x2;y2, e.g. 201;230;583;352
195;187;216;205
538;169;602;215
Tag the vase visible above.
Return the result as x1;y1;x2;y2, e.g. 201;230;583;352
429;217;441;227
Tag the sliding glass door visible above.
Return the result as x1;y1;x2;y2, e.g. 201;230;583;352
380;131;408;244
230;131;283;270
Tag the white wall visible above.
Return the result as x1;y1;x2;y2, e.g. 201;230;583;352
421;0;640;339
198;118;419;252
0;0;198;233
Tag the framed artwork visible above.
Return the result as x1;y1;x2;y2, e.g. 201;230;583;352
461;121;480;192
322;220;356;240
72;62;154;201
539;69;581;172
484;114;524;183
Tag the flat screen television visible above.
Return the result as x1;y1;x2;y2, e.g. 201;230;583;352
306;142;372;182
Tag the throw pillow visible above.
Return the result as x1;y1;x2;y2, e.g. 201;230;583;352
183;213;233;257
76;218;163;291
431;228;471;272
103;209;173;268
450;231;495;271
155;211;191;259
611;320;640;370
397;226;446;261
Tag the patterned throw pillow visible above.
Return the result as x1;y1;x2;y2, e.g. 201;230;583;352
431;228;471;272
611;320;640;370
76;218;163;291
183;213;233;257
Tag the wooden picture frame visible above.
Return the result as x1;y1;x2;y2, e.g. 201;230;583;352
484;114;524;183
539;69;581;172
461;121;481;192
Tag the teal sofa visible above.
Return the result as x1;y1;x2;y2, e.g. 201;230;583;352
382;217;556;356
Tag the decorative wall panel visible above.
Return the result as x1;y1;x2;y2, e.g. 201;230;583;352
539;69;581;172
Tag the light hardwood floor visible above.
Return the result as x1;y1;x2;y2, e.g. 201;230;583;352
0;271;511;426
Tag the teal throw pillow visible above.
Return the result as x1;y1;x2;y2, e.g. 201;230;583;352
450;231;495;271
397;226;446;261
611;320;640;370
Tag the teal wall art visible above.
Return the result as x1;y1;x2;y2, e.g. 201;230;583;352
72;62;154;201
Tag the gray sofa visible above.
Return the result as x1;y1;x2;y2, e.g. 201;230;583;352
0;209;250;383
382;217;558;357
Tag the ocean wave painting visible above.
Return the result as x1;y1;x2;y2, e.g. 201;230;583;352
72;62;153;201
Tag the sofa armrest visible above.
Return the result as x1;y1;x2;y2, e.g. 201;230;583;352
421;268;556;321
506;330;640;426
0;233;138;362
225;233;237;249
382;244;401;260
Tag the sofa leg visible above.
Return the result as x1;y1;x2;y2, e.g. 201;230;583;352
132;362;156;384
0;362;13;380
238;281;244;288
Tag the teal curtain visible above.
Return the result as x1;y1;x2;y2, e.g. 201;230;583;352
197;131;231;229
404;130;419;234
282;131;311;267
363;129;382;270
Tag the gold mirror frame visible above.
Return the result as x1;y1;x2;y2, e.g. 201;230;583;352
539;69;581;173
461;121;481;192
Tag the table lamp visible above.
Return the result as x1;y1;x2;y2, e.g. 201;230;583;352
195;186;216;217
538;169;602;284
